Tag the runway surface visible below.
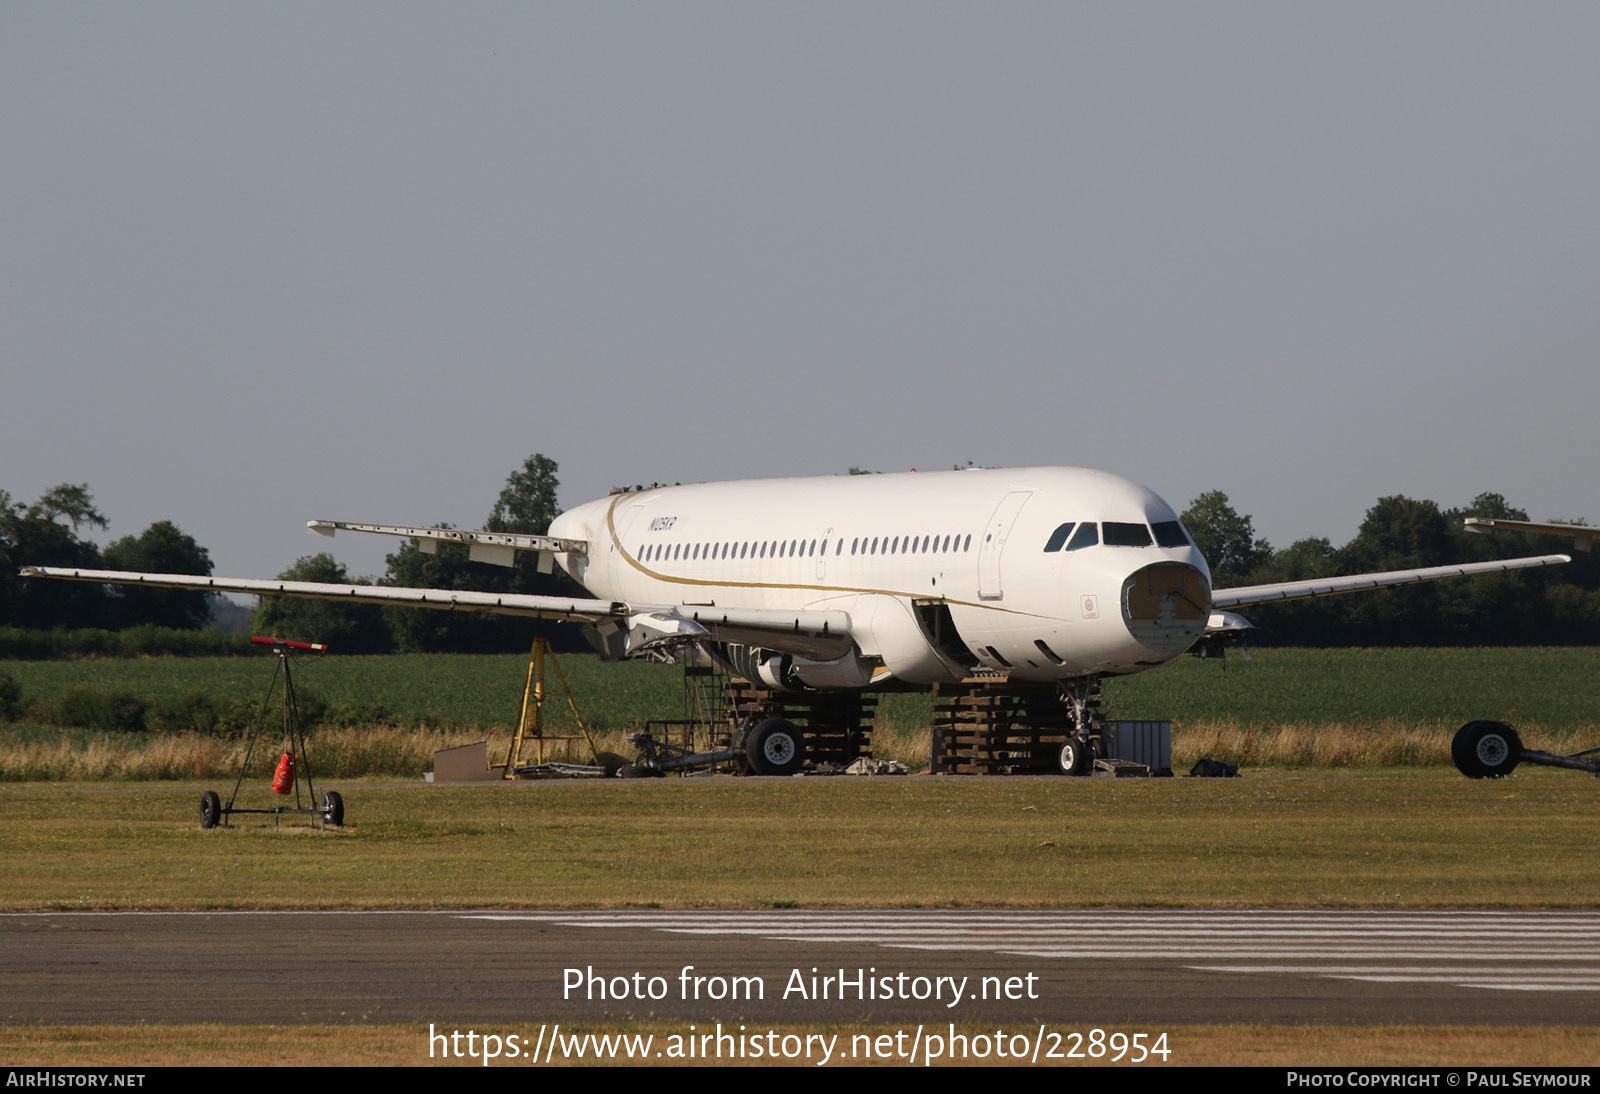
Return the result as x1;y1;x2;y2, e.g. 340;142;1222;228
4;909;1598;1026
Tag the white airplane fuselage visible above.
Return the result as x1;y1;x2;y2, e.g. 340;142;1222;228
549;467;1213;687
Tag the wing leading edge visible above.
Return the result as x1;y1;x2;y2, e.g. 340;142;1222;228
17;567;853;661
1211;553;1571;610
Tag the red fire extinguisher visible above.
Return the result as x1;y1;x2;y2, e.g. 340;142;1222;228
272;752;297;795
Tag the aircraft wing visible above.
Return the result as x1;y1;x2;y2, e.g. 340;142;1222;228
1464;517;1594;552
16;567;854;661
1211;553;1571;610
306;519;586;572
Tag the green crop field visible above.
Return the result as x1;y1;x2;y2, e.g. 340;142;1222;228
5;646;1598;733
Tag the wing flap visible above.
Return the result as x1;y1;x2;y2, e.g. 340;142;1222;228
1212;553;1570;609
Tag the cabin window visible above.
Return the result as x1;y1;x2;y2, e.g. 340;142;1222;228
1152;521;1190;548
1043;523;1075;552
963;534;972;551
851;538;858;555
870;537;879;554
1065;523;1098;551
1103;522;1153;547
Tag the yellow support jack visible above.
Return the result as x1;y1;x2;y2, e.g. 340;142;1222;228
502;635;600;776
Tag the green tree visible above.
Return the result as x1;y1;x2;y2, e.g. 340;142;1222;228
1179;491;1272;587
486;454;561;536
102;520;214;629
0;485;109;630
252;554;393;653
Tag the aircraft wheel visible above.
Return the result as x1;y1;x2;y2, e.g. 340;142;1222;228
594;751;629;778
1057;737;1092;777
1452;721;1523;779
323;790;345;826
199;791;222;830
745;719;805;777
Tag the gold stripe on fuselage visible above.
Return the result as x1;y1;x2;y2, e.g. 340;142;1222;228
603;491;1036;618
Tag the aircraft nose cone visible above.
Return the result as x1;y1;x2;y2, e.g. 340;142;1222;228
1121;562;1212;652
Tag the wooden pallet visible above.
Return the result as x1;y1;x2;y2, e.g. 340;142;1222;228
929;679;1088;775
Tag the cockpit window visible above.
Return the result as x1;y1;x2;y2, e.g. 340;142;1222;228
1102;521;1154;547
1043;522;1076;552
1064;523;1098;551
1152;520;1189;548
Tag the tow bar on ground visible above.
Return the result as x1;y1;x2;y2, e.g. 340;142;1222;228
1452;720;1600;779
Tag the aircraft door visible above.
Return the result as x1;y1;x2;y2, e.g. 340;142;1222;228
613;503;648;586
977;491;1032;601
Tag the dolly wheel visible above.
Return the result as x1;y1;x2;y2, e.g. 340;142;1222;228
744;719;805;776
323;790;345;826
199;791;222;830
1452;721;1523;779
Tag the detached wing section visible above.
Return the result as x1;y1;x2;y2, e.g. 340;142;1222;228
1212;553;1570;610
1464;517;1595;552
307;519;585;573
17;567;853;661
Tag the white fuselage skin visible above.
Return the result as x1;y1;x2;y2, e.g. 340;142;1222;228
549;467;1213;687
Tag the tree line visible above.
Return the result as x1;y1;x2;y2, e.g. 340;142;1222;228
1182;491;1600;645
0;455;587;655
4;465;1598;652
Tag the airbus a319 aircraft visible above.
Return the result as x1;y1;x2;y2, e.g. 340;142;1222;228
23;466;1570;775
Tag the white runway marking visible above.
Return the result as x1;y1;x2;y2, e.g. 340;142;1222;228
465;909;1600;994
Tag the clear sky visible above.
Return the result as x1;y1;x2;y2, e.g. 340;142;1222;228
4;3;1596;582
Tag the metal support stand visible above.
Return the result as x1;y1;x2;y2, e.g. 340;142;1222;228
504;634;599;774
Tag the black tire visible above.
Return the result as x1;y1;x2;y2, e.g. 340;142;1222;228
1057;736;1092;777
322;789;344;826
1452;721;1523;779
745;718;805;776
199;791;222;830
619;764;664;779
594;751;629;778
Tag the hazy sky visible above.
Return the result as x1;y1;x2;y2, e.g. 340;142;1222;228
4;3;1597;582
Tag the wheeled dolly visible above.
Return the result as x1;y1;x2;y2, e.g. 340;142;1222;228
198;637;347;829
1451;720;1600;779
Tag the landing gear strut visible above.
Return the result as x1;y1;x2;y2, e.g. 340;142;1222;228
1056;676;1102;778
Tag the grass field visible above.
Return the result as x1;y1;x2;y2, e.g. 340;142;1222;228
5;646;1599;734
3;769;1596;910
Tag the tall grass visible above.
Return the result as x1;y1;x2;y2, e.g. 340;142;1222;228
7;718;1590;780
